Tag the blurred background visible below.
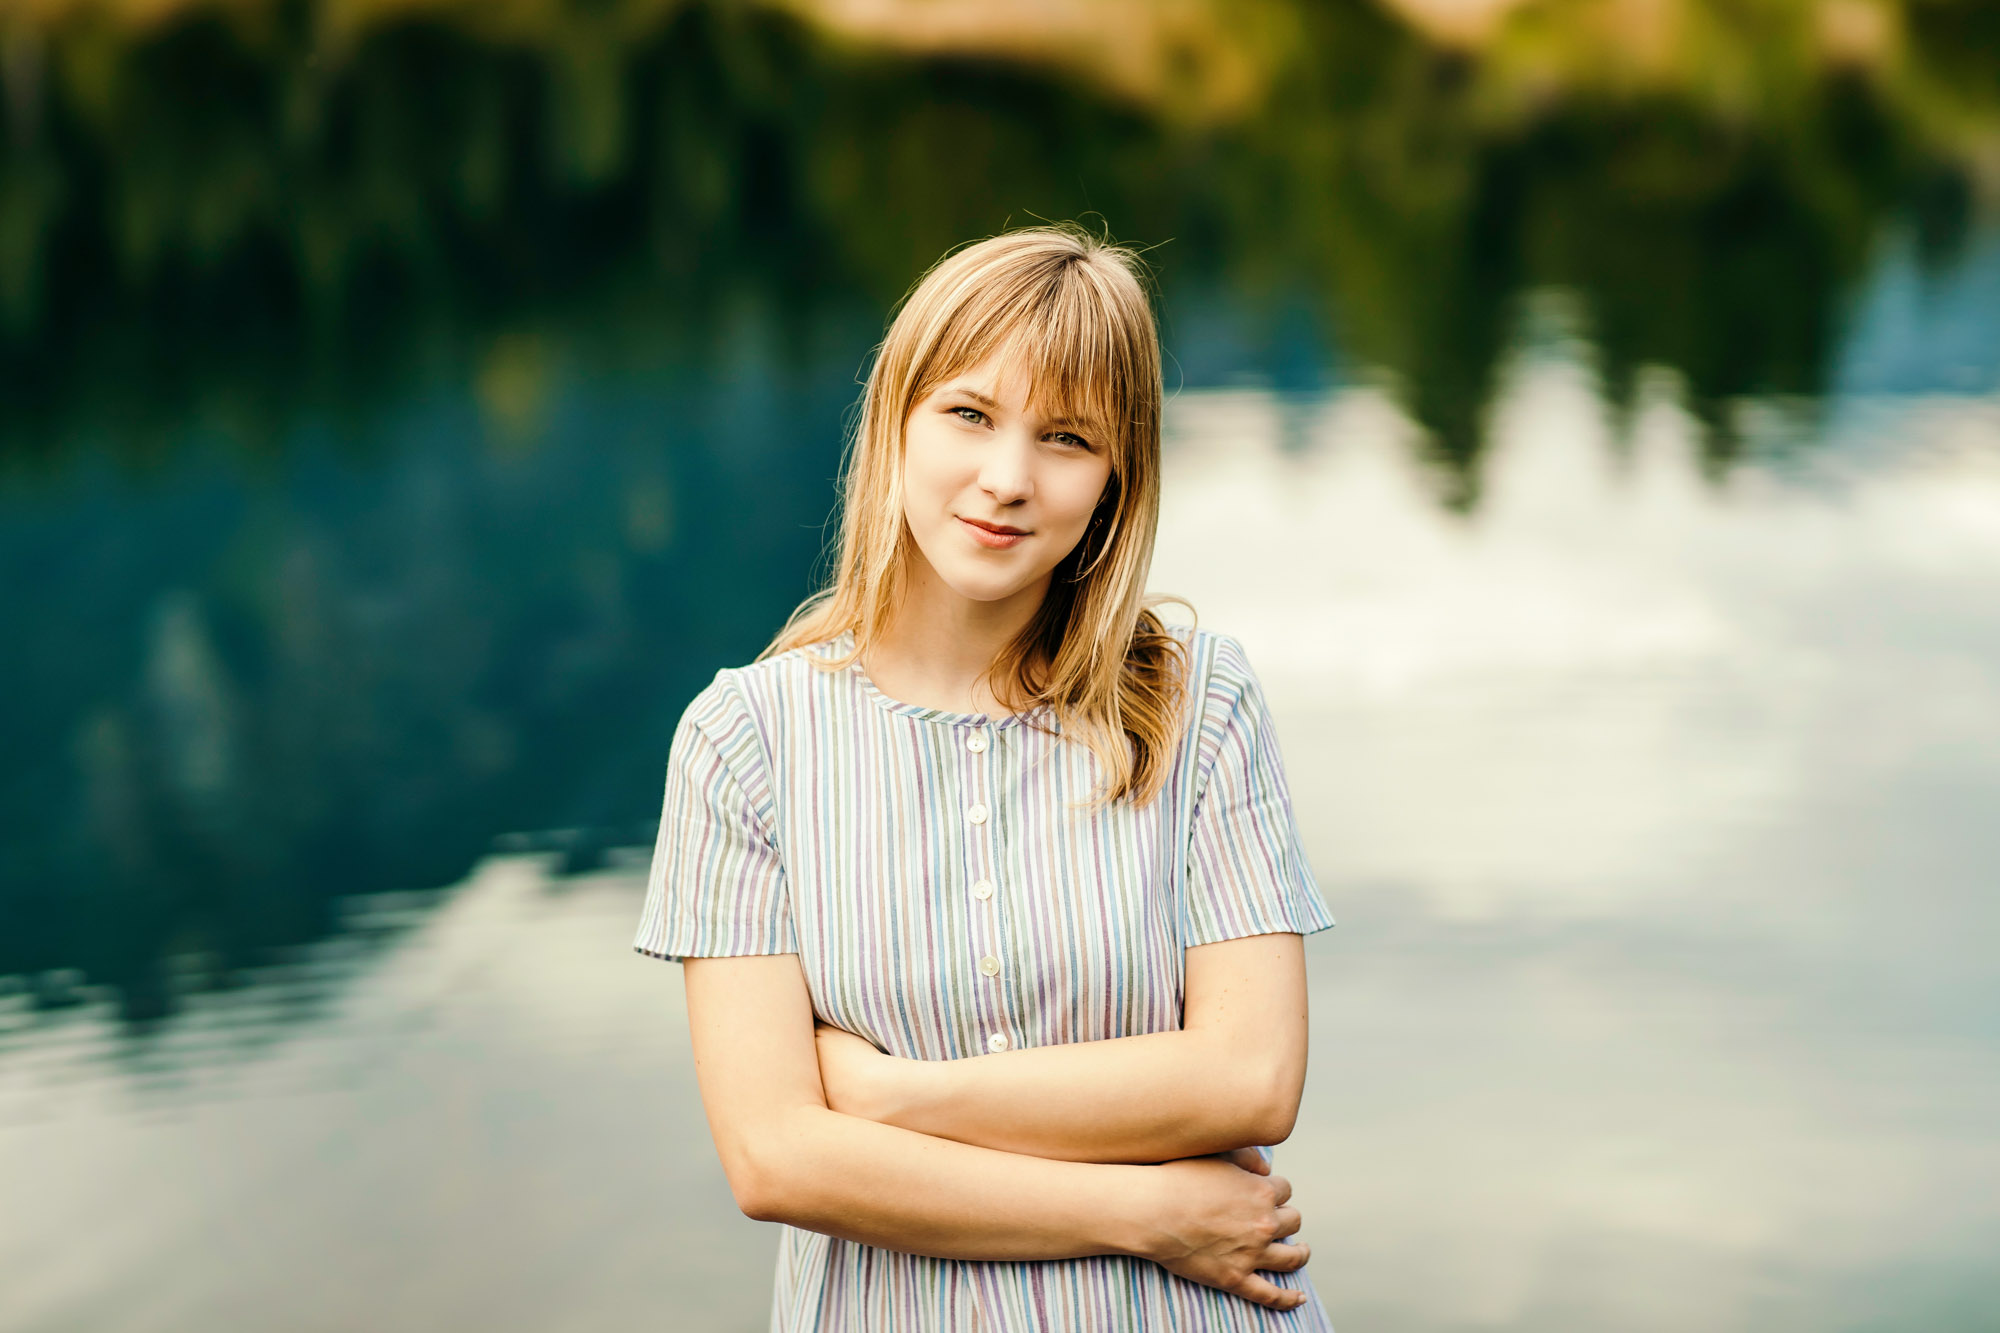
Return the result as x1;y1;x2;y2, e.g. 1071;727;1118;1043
3;0;1998;1328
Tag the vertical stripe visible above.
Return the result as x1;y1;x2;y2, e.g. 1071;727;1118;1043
635;625;1339;1331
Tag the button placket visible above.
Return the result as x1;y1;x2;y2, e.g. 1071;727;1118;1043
963;719;1010;1055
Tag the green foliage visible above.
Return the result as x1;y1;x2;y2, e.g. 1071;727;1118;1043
0;0;1991;483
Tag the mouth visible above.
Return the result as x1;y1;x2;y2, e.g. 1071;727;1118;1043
958;516;1030;548
960;517;1029;536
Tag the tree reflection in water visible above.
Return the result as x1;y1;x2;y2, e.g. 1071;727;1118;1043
0;0;1994;1024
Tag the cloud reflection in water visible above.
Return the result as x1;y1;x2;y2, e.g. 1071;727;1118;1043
1155;330;2000;1330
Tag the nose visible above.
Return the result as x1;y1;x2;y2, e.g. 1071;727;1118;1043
978;424;1035;504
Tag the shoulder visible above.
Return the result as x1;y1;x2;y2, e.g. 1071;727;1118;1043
1157;624;1270;775
686;636;843;715
1157;623;1257;709
678;636;846;759
670;641;823;788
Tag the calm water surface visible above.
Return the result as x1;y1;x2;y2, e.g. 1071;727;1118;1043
7;262;1998;1327
4;4;1999;1327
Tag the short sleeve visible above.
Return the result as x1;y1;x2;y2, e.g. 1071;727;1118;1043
1182;634;1337;948
632;674;797;963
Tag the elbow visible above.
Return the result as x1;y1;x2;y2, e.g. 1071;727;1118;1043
729;1167;784;1224
1238;1058;1304;1147
1246;1096;1299;1148
720;1135;796;1224
718;1103;840;1223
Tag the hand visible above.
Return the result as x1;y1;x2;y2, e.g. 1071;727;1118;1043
813;1020;898;1122
1221;1146;1271;1176
1141;1150;1311;1312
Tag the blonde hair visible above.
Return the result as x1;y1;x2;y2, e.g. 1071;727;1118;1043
759;221;1197;809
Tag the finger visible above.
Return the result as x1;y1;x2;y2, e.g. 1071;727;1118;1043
1225;1147;1270;1175
1256;1239;1311;1273
1234;1274;1310;1311
1267;1172;1293;1206
1272;1204;1303;1238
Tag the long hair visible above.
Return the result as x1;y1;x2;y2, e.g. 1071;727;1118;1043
759;221;1195;809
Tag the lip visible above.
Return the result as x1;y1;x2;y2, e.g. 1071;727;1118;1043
958;516;1030;549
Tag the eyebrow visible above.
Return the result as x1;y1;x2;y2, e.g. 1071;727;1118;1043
944;387;1092;432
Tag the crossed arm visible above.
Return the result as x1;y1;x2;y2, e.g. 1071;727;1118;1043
811;931;1310;1164
678;931;1314;1309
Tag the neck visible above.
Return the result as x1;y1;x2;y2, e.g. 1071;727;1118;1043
866;556;1053;715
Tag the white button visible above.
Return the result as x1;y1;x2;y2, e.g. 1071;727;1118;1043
972;879;994;900
966;802;988;825
978;955;1000;977
966;732;988;753
987;1032;1010;1053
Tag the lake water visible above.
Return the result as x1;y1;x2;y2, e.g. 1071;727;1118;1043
9;275;1999;1325
4;4;1999;1328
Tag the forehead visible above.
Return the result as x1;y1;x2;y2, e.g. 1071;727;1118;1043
936;348;1033;398
931;349;1108;428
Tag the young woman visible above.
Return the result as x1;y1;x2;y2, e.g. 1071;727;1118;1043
634;223;1338;1330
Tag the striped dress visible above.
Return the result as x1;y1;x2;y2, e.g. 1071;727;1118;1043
634;624;1338;1331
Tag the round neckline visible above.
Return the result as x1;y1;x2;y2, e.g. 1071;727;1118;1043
829;630;1056;730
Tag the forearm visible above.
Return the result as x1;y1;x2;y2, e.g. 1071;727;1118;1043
840;934;1312;1163
738;1100;1169;1261
866;1028;1293;1164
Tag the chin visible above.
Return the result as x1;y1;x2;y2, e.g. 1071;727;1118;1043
942;574;1030;603
931;559;1036;602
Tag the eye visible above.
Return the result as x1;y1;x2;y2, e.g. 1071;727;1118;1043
950;405;988;425
1049;431;1093;451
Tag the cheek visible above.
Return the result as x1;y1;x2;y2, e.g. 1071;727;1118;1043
903;441;986;530
899;426;958;503
1059;470;1115;528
